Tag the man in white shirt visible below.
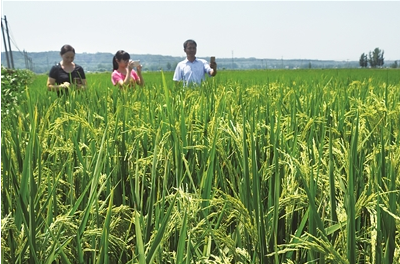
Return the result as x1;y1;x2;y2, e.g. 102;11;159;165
173;39;217;86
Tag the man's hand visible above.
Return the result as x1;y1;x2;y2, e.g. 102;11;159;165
210;61;217;76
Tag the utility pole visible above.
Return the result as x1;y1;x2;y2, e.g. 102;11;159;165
29;57;33;71
231;50;234;69
3;16;15;69
23;50;33;70
24;50;28;69
1;17;11;68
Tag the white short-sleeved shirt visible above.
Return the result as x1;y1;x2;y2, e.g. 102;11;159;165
173;58;212;85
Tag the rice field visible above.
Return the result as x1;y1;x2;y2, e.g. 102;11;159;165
1;68;400;264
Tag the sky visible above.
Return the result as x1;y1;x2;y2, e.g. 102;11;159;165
1;0;400;61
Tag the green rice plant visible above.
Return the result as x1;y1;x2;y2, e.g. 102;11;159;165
1;68;399;264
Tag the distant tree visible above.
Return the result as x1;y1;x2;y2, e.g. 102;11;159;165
390;61;398;69
359;53;368;68
308;62;312;69
97;63;108;72
368;48;384;68
166;62;171;71
377;50;384;67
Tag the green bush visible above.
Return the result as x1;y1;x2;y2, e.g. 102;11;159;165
1;65;35;118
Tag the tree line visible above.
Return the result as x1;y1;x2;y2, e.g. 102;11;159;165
359;47;389;68
2;48;398;74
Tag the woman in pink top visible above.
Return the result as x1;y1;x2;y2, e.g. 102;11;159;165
111;50;144;88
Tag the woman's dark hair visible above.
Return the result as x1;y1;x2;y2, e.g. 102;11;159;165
113;50;130;70
60;44;75;55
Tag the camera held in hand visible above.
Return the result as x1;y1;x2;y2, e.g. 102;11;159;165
130;60;141;67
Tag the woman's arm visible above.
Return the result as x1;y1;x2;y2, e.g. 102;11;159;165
135;64;144;87
76;79;87;90
76;67;87;89
47;77;70;91
118;64;135;88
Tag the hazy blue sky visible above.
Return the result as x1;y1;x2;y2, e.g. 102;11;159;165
1;1;400;61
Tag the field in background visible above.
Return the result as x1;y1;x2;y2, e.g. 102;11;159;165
1;68;400;263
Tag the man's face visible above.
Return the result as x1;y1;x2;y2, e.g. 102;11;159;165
184;42;197;57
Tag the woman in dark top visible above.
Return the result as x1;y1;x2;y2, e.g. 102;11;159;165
47;44;87;95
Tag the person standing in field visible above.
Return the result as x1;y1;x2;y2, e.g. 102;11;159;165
47;44;87;96
111;50;144;88
173;39;217;86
